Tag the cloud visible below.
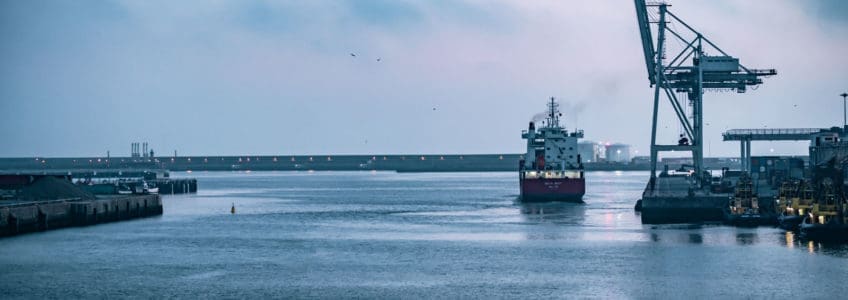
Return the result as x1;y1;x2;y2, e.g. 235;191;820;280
0;0;845;157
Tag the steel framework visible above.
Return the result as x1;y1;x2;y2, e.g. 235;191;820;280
634;0;776;181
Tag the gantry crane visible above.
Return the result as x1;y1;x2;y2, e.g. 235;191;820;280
634;0;776;183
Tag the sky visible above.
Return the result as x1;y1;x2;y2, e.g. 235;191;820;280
1;0;846;158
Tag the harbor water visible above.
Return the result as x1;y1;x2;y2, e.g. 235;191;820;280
1;171;847;298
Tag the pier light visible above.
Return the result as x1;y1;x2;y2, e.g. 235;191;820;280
291;157;296;162
309;157;313;161
273;157;278;162
97;158;101;162
246;157;250;162
420;156;426;160
499;155;503;160
327;156;332;161
383;156;387;160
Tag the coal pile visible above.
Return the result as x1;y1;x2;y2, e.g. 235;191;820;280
17;176;96;201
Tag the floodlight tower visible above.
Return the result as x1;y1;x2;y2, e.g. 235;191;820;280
634;0;776;182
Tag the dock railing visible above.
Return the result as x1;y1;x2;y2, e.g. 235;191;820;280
722;128;823;141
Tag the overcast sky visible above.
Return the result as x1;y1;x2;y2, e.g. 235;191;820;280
1;0;846;158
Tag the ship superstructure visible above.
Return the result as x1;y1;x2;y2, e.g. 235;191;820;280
519;98;585;202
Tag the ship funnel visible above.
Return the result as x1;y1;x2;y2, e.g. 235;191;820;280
528;122;535;131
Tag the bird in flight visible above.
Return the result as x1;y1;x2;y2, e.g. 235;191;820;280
376;58;381;62
350;53;356;57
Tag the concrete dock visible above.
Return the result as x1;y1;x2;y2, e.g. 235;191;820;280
0;194;162;237
0;175;163;237
640;175;730;224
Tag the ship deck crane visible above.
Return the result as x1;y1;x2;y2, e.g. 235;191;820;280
634;0;776;184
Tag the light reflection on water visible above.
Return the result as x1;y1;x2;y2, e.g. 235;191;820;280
1;171;847;298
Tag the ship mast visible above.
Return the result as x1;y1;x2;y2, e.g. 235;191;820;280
546;97;560;129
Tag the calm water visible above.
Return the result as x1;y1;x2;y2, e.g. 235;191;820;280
1;171;847;298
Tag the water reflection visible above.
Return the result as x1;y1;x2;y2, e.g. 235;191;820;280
518;202;586;225
648;231;704;244
688;233;703;244
784;231;796;249
735;232;759;245
774;229;848;257
518;202;587;240
646;224;708;244
800;239;848;257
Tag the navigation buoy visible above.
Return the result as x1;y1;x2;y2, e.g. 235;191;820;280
231;203;236;214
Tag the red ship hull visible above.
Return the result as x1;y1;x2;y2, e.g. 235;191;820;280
520;177;585;202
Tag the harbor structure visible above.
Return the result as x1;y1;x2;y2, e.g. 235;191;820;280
634;0;777;223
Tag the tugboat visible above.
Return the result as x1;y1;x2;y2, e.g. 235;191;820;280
776;180;813;231
518;97;585;202
799;163;848;242
725;173;764;226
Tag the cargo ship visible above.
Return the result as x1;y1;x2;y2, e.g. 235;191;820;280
518;98;585;202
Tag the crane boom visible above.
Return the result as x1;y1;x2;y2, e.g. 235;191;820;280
634;0;656;85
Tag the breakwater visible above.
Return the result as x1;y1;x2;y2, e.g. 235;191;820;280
0;155;741;172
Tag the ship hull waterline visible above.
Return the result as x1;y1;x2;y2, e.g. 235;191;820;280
519;177;585;203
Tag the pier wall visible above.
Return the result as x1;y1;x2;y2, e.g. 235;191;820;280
639;176;731;224
0;194;161;237
640;194;728;224
152;178;197;194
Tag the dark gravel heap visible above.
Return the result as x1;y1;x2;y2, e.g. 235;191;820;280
18;176;96;201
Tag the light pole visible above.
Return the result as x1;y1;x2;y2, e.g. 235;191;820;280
842;92;848;129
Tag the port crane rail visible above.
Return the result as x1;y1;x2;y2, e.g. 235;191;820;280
634;1;777;184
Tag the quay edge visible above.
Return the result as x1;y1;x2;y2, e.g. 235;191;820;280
0;194;162;238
